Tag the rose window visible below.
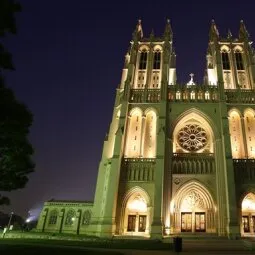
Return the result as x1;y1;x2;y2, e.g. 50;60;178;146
177;124;207;151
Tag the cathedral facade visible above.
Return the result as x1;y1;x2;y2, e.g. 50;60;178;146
37;20;255;238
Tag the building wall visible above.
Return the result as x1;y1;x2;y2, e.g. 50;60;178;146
37;201;93;234
37;20;255;238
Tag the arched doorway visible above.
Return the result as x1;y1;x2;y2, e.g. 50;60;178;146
121;188;150;236
171;181;216;233
241;193;255;235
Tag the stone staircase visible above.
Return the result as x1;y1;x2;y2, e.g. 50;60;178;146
181;239;250;251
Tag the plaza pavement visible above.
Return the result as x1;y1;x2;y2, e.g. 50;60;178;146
89;238;255;255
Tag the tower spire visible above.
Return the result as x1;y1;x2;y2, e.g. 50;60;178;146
163;18;173;40
239;20;249;40
227;29;232;39
150;29;155;41
132;19;143;40
209;19;219;41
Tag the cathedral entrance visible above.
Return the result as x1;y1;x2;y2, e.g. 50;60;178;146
195;212;206;232
122;189;150;236
127;215;147;232
180;212;206;232
181;212;192;232
171;181;215;234
241;193;255;235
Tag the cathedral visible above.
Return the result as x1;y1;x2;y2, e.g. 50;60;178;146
37;20;255;238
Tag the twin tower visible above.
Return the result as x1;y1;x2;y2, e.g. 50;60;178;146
37;20;255;238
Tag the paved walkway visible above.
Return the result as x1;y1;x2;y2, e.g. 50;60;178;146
89;238;255;255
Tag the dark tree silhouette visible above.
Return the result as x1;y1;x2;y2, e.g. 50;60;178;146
0;0;34;205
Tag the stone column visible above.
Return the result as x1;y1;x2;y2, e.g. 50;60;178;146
216;109;240;238
241;116;248;158
150;116;166;238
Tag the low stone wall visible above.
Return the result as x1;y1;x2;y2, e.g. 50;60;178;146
2;231;99;241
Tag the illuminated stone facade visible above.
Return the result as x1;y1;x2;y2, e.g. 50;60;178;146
37;20;255;238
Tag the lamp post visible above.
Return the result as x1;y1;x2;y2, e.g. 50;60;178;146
2;212;13;238
7;212;14;230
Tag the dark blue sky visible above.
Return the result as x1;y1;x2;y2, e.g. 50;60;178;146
1;0;255;218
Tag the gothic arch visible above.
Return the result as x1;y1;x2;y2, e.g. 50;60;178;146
139;45;150;52
153;45;163;52
171;180;215;212
144;107;158;116
240;192;255;235
239;189;255;207
122;186;151;207
228;108;243;117
82;209;92;226
125;108;143;157
171;108;216;153
128;107;143;117
171;107;219;140
233;45;243;52
120;186;151;236
143;108;157;158
48;209;59;225
228;109;245;158
220;45;230;52
170;180;216;233
65;209;76;225
244;107;255;116
243;108;255;158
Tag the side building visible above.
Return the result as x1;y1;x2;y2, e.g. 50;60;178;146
37;20;255;238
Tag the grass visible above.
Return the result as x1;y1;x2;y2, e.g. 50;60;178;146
0;238;172;250
0;244;123;255
0;238;173;255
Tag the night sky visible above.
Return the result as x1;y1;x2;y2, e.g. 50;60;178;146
1;0;255;218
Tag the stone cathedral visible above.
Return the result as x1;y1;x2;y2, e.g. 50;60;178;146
37;20;255;238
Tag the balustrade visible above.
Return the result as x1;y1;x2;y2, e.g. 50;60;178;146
172;153;215;174
121;158;156;182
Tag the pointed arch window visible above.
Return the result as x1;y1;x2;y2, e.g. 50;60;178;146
205;91;210;100
153;51;161;69
221;51;230;70
190;91;195;100
244;110;255;158
143;111;156;158
229;111;245;158
83;210;91;225
125;109;142;158
65;210;75;226
176;91;181;100
139;50;147;70
48;210;58;225
235;50;244;70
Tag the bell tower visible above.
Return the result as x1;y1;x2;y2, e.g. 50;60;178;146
206;20;255;90
91;20;175;237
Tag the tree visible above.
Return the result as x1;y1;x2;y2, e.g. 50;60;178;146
0;0;35;205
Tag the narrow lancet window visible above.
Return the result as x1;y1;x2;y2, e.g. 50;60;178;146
235;51;244;70
139;50;147;70
221;51;230;70
153;51;161;69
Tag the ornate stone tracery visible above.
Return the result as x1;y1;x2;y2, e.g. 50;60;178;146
183;190;205;210
177;124;208;151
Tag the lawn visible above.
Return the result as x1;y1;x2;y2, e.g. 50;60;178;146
0;239;123;255
0;238;172;254
0;245;123;255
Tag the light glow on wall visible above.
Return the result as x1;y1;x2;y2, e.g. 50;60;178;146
244;110;255;159
127;196;147;212
242;196;255;211
207;69;217;85
229;110;245;158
